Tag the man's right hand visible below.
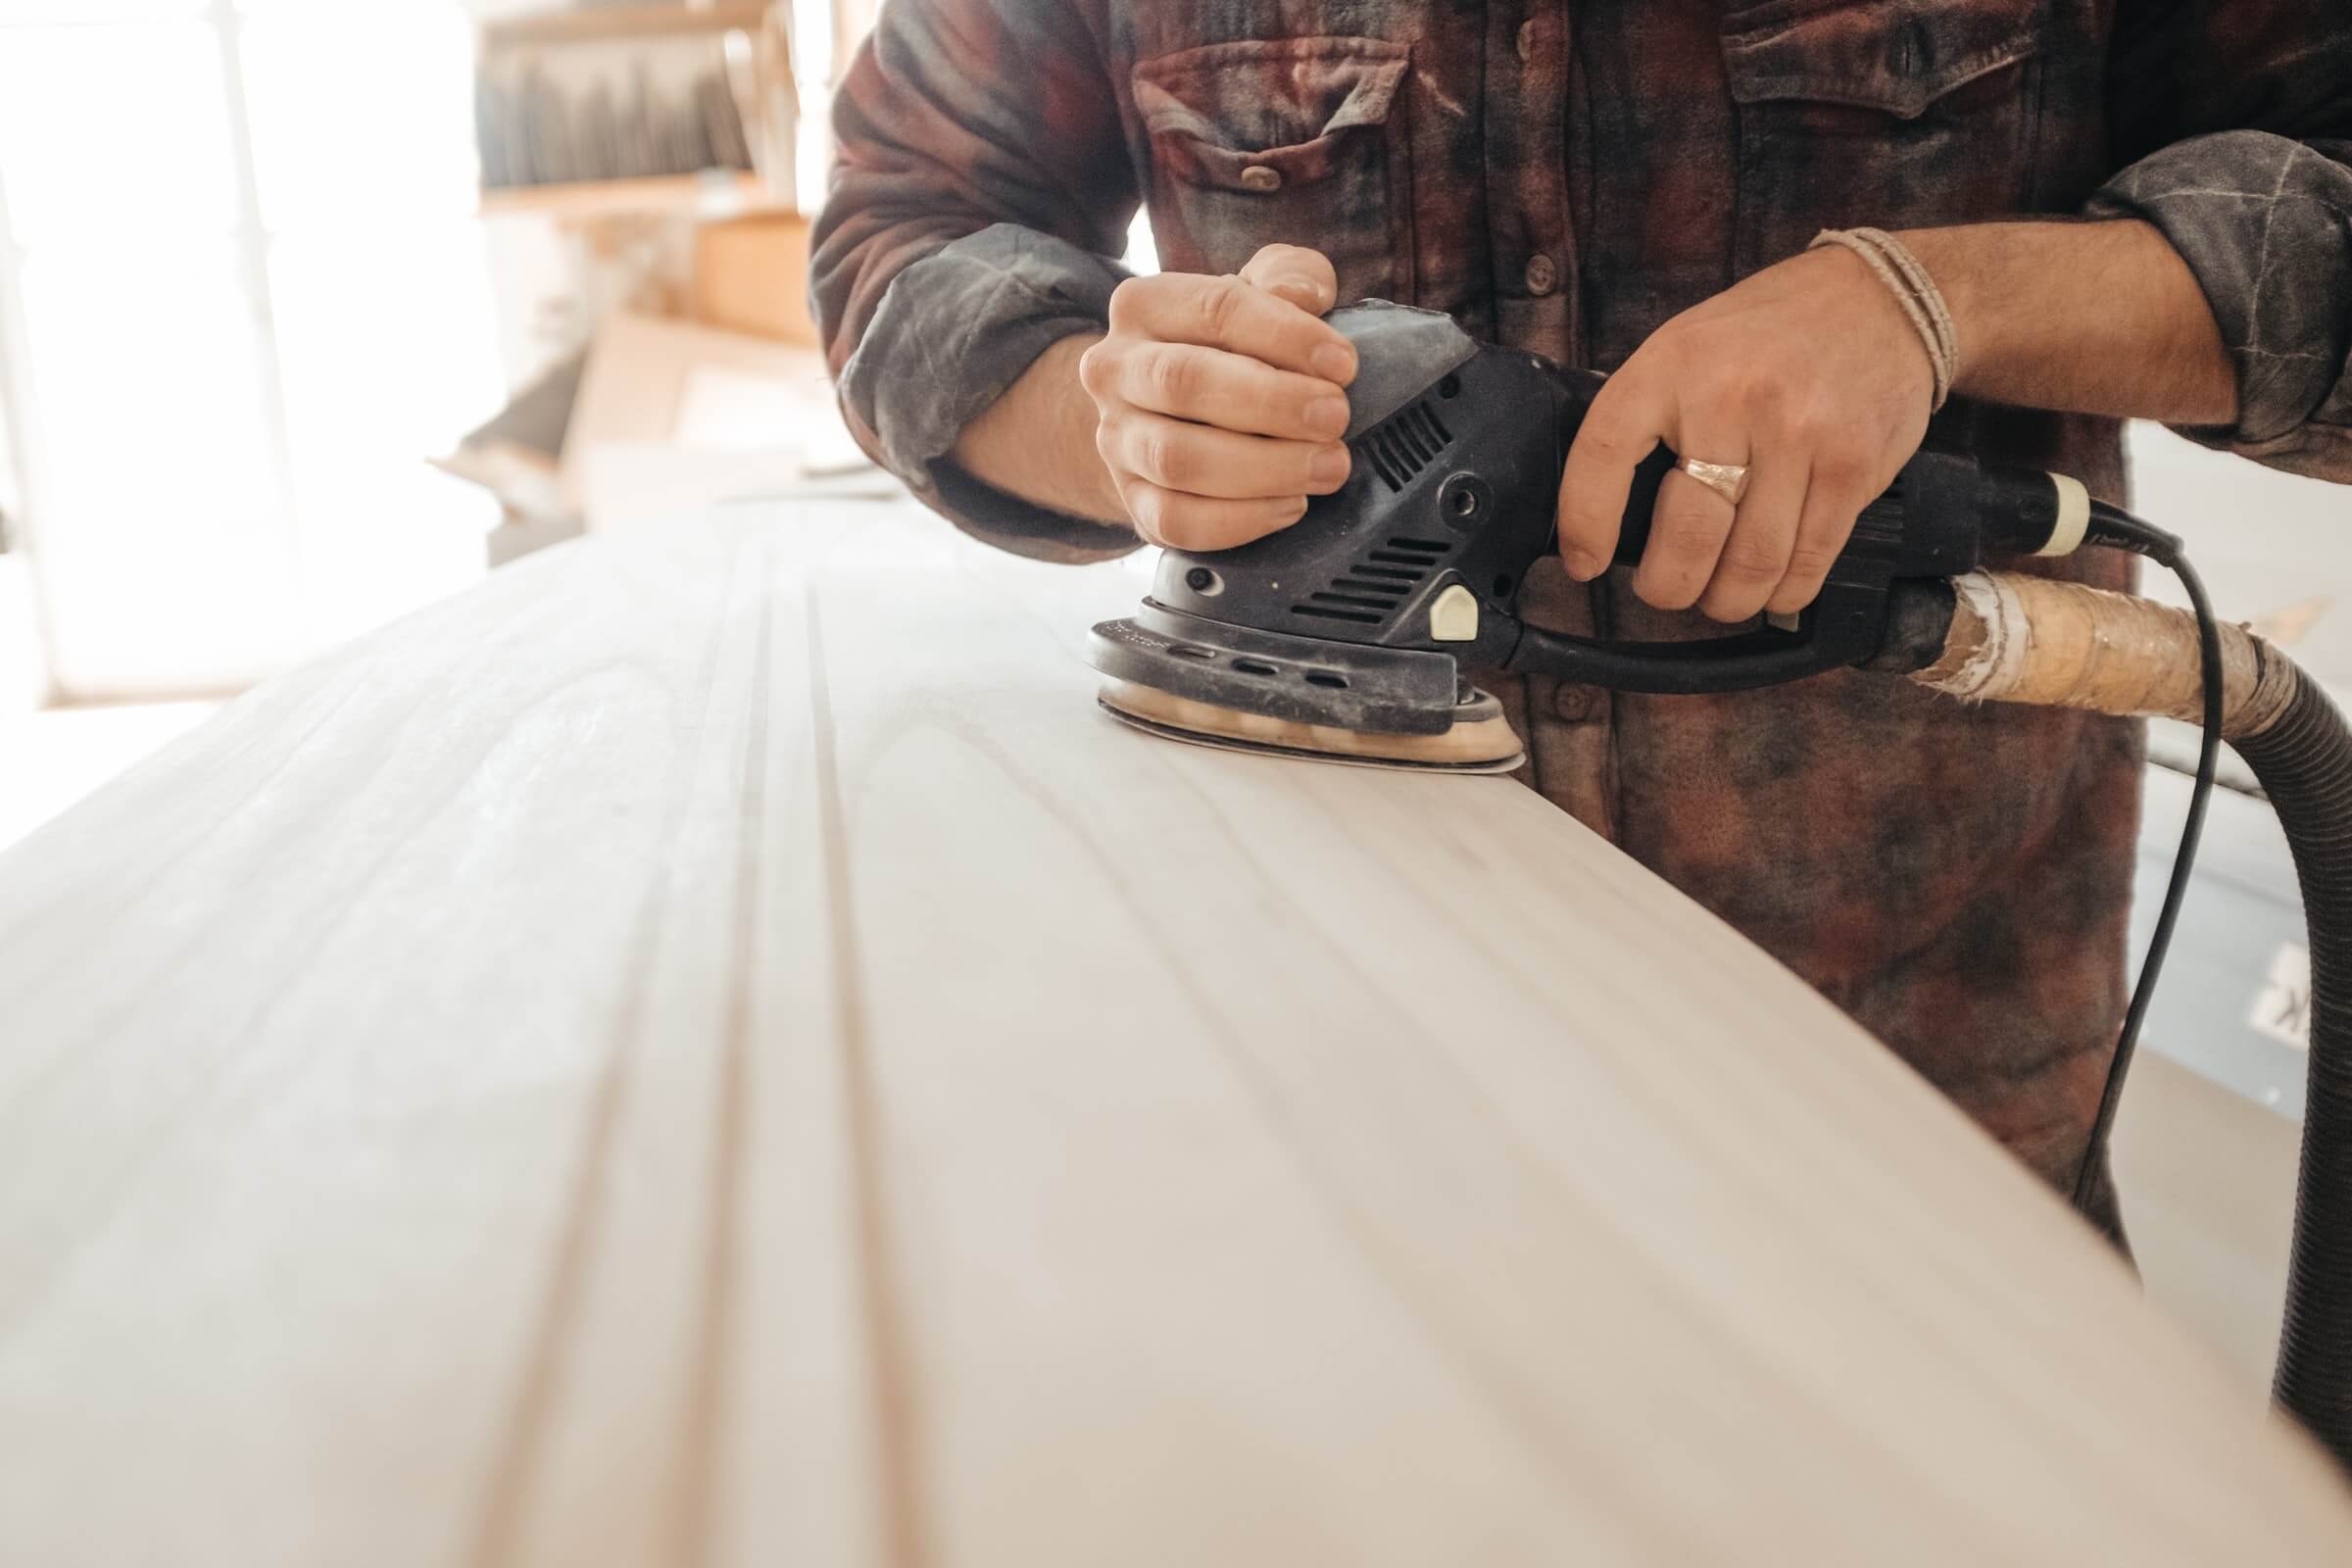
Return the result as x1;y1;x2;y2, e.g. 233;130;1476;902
1078;245;1359;551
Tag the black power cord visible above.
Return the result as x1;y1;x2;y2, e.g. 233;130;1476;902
2071;500;2226;1215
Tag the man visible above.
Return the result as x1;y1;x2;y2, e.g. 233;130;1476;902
812;3;2352;1233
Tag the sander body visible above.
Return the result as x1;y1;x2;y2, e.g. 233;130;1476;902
1088;301;2082;770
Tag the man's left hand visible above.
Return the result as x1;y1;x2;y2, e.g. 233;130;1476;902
1554;246;1936;623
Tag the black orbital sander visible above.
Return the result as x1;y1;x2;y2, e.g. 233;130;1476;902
1087;302;2092;772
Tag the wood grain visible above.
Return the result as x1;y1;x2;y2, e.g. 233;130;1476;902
0;501;2345;1564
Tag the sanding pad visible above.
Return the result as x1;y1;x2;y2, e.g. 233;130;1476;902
1097;678;1526;774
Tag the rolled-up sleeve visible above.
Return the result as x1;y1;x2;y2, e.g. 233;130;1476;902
811;0;1144;561
2090;6;2352;481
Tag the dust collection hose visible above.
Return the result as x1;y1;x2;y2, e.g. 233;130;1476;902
1876;527;2352;1469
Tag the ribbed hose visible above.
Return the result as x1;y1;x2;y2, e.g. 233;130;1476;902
1880;572;2352;1466
2232;665;2352;1467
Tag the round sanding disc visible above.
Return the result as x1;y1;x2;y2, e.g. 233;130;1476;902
1096;679;1526;775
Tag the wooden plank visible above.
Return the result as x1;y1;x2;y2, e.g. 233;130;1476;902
0;502;2347;1563
555;313;820;517
481;4;772;49
477;172;775;222
693;215;818;346
2115;1049;2296;1395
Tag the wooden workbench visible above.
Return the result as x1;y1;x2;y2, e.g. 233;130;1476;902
1;501;2346;1564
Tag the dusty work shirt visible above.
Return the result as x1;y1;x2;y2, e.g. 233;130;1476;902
811;0;2352;1220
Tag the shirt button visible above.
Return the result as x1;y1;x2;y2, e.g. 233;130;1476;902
1517;19;1540;62
1240;164;1282;193
1525;253;1557;295
1554;684;1602;723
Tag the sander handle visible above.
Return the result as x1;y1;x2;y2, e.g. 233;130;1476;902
1607;443;1680;570
1510;420;2096;694
1591;444;2079;574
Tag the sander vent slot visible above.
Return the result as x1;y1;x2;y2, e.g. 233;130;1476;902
1359;399;1456;492
1291;534;1457;623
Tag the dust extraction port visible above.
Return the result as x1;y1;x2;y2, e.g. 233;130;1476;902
1232;658;1280;676
1169;643;1215;661
1303;670;1349;689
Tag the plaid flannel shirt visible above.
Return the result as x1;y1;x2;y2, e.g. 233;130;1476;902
812;0;2352;1226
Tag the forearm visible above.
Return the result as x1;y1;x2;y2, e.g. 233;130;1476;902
813;0;1148;560
1895;220;2235;426
950;334;1127;525
941;222;2237;556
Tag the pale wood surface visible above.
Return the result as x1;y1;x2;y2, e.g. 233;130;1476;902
1;501;2347;1565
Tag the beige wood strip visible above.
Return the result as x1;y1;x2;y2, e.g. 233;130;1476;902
480;3;770;48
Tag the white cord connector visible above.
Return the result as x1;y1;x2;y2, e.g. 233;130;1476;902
2039;473;2091;557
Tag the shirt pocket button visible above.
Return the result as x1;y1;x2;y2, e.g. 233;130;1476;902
1554;683;1602;722
1239;164;1283;192
1525;253;1557;295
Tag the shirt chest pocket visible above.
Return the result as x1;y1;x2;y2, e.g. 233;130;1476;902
1131;36;1415;301
1721;0;2049;275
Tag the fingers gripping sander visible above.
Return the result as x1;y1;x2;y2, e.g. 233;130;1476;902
1087;302;2089;771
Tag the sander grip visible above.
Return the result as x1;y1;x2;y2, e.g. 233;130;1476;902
1596;446;2080;575
1607;443;1681;570
1538;357;1674;571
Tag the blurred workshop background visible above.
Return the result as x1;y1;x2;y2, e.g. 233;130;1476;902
0;0;894;831
0;0;2344;1392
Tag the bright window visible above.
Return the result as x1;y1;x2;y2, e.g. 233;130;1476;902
0;0;504;698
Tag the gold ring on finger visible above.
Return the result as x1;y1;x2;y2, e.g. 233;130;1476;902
1677;458;1751;507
